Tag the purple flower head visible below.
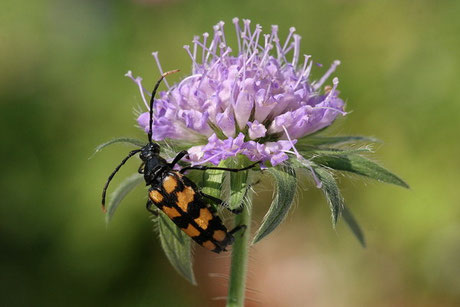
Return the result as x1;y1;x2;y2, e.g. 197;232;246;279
128;18;346;166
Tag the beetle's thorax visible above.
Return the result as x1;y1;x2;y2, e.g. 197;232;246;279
140;143;169;185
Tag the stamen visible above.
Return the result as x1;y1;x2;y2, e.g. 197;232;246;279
243;19;252;45
291;34;301;67
183;45;198;73
125;70;151;97
192;36;199;70
313;60;341;90
245;48;259;67
193;152;222;165
282;27;296;52
151;52;170;89
198;48;232;90
304;56;313;79
134;76;150;110
294;55;311;89
205;27;221;63
250;25;262;54
194;38;219;62
209;48;232;74
264;82;272;102
257;43;273;70
283;42;295;57
244;25;260;58
232;17;242;54
310;105;347;116
263;34;270;50
202;32;209;64
219;42;226;58
218;21;227;47
282;125;322;188
271;25;281;60
322;77;340;105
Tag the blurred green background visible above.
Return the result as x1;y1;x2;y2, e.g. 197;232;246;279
1;0;459;306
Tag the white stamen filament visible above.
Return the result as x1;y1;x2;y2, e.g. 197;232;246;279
245;48;259;67
250;25;262;54
194;39;219;62
321;77;341;106
294;55;311;90
243;19;252;43
183;45;198;72
125;70;151;97
257;44;273;70
292;34;301;67
313;60;341;90
196;47;232;91
134;76;150;110
201;32;209;64
219;21;227;47
271;25;281;60
151;52;170;89
282;126;322;188
282;27;296;52
244;25;260;59
192;36;199;72
233;17;242;54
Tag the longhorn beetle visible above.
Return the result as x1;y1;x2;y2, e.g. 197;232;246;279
101;70;259;253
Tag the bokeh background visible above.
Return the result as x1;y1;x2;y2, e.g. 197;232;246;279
1;0;459;306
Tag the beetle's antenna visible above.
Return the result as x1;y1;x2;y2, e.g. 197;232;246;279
148;70;180;144
101;149;141;212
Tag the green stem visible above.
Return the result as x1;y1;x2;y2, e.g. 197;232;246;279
226;190;253;307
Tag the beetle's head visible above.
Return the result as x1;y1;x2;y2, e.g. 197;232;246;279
140;143;160;161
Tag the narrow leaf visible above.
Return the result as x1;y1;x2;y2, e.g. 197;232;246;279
297;135;380;146
157;213;196;285
252;167;296;244
92;137;144;158
105;173;144;224
299;147;373;156
207;120;228;140
312;154;409;188
342;206;366;247
311;165;343;225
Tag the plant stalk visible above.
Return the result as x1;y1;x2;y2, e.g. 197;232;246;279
226;190;253;307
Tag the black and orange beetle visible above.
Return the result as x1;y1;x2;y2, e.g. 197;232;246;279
101;70;259;253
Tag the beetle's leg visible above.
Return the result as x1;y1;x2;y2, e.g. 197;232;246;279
228;225;247;242
138;162;145;174
200;192;243;214
229;224;247;235
180;161;260;174
169;150;189;167
146;199;159;216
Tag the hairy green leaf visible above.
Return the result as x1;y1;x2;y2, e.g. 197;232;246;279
252;167;297;244
311;165;343;225
222;155;253;210
91;137;144;158
342;206;366;247
157;213;196;285
299;147;373;156
105;173;144;224
312;154;409;188
297;135;380;146
200;161;225;200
